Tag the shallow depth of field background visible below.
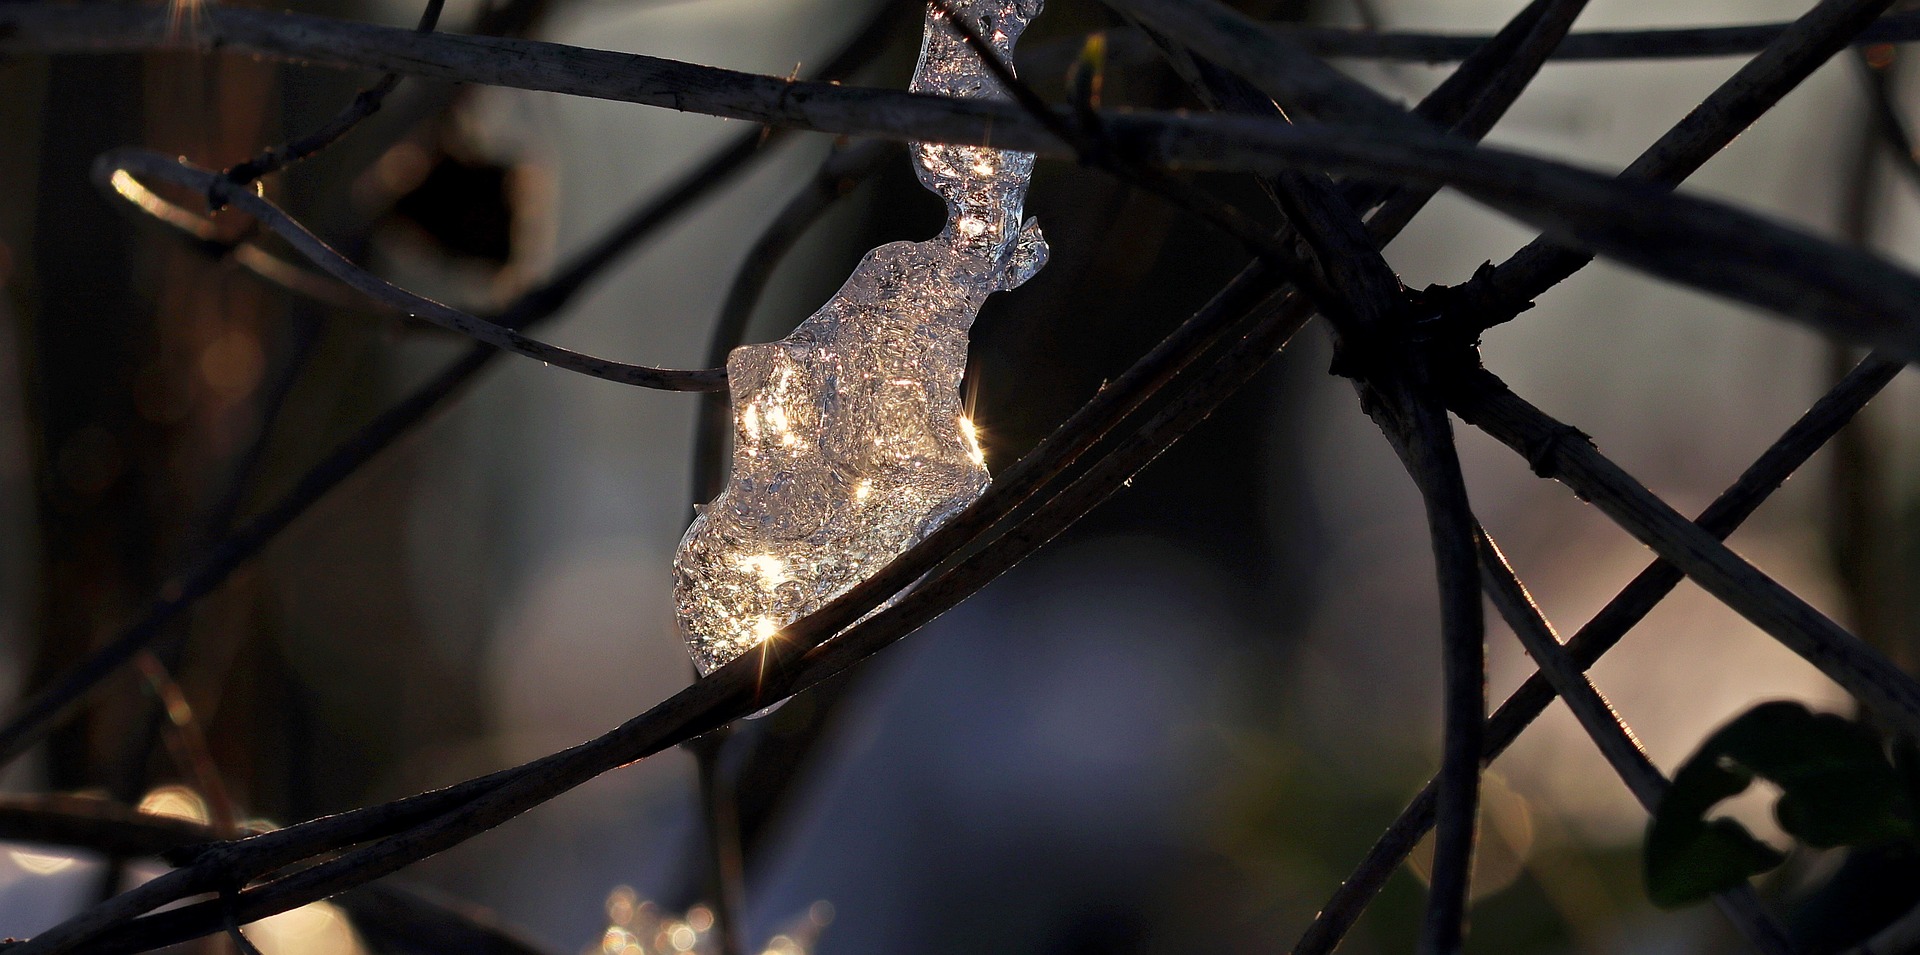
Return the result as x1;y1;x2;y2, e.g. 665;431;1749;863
2;0;1918;952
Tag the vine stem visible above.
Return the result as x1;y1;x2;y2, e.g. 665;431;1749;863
97;150;727;392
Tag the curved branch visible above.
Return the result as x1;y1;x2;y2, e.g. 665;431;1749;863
7;197;1317;955
0;797;556;955
98;149;726;392
14;5;1920;360
0;127;791;775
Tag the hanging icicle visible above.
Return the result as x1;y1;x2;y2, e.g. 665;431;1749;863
673;0;1048;675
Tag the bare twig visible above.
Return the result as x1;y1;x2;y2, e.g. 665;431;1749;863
1288;10;1908;941
1264;12;1920;63
1102;0;1418;129
0;0;907;772
222;893;269;955
98;149;726;392
217;0;447;194
1363;0;1592;237
679;142;898;949
1120;4;1557;947
5;8;1920;360
0;137;766;773
1446;368;1920;739
688;733;745;955
0;795;211;857
1383;396;1483;955
15;2;1920;66
0;797;557;955
1465;0;1900;331
1292;352;1902;952
1025;12;1920;69
45;27;1893;947
8;2;1915;952
8;188;1319;955
1475;532;1798;955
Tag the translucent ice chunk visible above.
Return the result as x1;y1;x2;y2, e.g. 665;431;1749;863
673;0;1047;675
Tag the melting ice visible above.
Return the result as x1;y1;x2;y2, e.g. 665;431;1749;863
673;0;1048;674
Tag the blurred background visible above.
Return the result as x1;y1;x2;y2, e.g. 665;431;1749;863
3;0;1919;952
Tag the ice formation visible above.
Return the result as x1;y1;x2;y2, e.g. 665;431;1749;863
673;0;1048;675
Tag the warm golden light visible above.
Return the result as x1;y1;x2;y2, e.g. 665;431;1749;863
9;849;76;875
138;785;211;824
603;927;641;955
109;169;176;223
591;888;833;955
735;555;788;590
165;0;206;39
958;416;985;466
246;901;366;955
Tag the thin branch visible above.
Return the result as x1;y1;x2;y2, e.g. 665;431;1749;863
0;0;910;772
10;189;1320;955
1263;12;1920;63
1122;5;1557;947
217;0;446;193
0;796;211;858
52;266;1322;955
222;894;268;955
0;797;558;955
1466;0;1900;331
1446;367;1920;739
9;7;1920;360
1363;0;1592;238
1292;352;1902;953
1474;532;1798;955
1031;12;1920;70
1102;0;1419;129
16;1;1920;66
98;149;726;392
1107;11;1494;940
22;16;1786;937
680;141;894;955
107;202;370;312
1382;396;1483;955
9;2;1911;949
1290;11;1911;935
1016;7;1920;364
128;654;236;833
0;126;784;773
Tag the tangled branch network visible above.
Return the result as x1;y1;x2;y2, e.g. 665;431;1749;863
1;0;1919;952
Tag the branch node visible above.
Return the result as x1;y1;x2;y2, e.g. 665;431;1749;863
1523;421;1590;480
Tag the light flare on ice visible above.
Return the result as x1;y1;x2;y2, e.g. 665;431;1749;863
673;0;1048;675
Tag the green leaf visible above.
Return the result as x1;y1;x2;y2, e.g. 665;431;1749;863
1645;816;1786;909
1644;701;1917;909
